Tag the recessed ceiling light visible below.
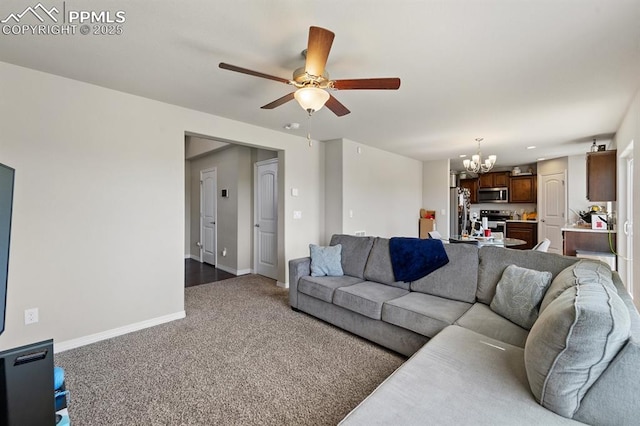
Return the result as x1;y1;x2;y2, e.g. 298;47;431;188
527;146;536;150
284;123;300;130
459;154;467;158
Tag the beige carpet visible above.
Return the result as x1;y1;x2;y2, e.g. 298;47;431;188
55;275;405;425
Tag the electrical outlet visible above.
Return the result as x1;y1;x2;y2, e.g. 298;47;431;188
24;308;39;325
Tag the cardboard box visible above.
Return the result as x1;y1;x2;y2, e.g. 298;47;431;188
419;218;436;239
420;209;436;219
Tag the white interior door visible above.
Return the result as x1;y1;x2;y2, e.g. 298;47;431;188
624;154;634;298
254;159;278;279
200;168;217;265
539;172;566;254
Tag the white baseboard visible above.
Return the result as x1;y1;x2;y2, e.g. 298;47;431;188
216;264;253;276
276;281;288;289
187;254;201;261
54;310;186;354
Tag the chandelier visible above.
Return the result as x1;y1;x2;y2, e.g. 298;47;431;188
463;138;496;174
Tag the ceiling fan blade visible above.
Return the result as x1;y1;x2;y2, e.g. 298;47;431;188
305;26;335;77
332;78;401;90
325;95;350;117
261;92;296;109
219;62;290;84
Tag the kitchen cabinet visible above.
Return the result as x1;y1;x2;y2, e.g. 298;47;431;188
478;172;510;188
506;221;537;250
563;229;616;256
459;178;478;204
510;175;537;203
587;150;616;201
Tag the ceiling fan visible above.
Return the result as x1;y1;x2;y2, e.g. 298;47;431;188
219;26;401;117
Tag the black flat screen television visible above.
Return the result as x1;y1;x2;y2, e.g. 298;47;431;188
0;163;14;336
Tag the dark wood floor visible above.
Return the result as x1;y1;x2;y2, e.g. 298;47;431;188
185;259;235;287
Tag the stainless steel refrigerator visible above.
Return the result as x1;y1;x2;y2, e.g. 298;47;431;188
450;187;471;237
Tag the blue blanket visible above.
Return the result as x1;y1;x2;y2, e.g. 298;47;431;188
389;237;449;282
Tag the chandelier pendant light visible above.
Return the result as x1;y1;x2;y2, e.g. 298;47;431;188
463;138;496;174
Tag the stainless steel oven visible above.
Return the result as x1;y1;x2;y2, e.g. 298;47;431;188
481;210;511;233
478;187;508;203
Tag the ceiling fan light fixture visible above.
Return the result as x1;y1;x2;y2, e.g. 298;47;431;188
294;86;330;114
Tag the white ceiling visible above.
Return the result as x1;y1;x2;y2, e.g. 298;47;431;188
1;0;639;170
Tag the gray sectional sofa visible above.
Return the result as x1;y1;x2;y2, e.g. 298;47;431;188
288;234;640;425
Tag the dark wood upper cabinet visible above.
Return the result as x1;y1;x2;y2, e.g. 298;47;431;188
478;172;510;188
510;175;537;203
460;178;478;204
587;150;616;201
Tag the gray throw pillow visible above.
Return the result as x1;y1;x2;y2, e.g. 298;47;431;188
490;264;552;329
310;244;343;277
524;281;630;418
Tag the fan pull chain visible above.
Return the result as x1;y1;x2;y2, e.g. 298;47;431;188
307;113;313;147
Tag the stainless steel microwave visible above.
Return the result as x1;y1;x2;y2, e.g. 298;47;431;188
478;187;509;203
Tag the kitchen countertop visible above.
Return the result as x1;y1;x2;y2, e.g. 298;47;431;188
506;219;538;223
561;225;616;233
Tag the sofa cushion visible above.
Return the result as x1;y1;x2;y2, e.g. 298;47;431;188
330;234;375;279
455;303;529;348
333;282;408;320
382;292;472;338
490;265;552;329
410;244;478;303
309;244;344;277
363;238;410;290
477;246;577;305
298;275;363;303
540;260;613;314
524;276;631;418
339;325;582;425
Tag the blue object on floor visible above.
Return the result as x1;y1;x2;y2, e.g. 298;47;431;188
54;366;65;390
57;413;70;426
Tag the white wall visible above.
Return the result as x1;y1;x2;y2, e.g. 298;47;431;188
323;140;343;241
185;136;229;159
188;145;253;274
422;159;451;237
0;61;323;351
567;154;590;223
185;159;191;257
614;88;640;306
340;139;423;238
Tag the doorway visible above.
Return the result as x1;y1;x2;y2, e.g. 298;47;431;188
254;159;278;279
200;168;217;266
538;171;566;254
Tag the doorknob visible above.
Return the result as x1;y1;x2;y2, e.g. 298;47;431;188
255;224;260;227
540;219;545;222
210;221;215;225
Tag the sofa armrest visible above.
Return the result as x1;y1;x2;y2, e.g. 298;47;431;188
289;257;311;308
574;337;640;425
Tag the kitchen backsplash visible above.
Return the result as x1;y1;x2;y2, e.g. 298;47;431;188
471;203;537;219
